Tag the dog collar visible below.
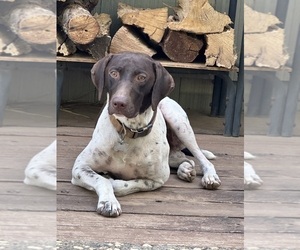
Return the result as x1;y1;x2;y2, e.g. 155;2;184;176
110;110;157;142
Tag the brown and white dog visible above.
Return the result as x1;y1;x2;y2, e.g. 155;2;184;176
71;52;221;217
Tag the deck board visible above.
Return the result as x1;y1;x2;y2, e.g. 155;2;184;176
56;127;244;248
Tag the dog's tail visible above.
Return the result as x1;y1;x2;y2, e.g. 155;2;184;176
182;148;217;160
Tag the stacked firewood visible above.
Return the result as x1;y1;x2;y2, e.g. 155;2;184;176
57;0;111;60
244;4;289;69
56;0;237;68
0;0;56;56
111;0;237;68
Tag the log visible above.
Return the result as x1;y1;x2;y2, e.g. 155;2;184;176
76;13;112;60
32;43;56;54
56;27;77;56
118;2;168;43
94;13;112;37
77;36;111;60
109;26;156;57
168;0;232;34
57;0;99;13
0;24;32;56
0;24;16;50
244;29;289;69
204;28;237;69
3;38;32;56
60;4;100;45
244;4;281;33
9;4;56;45
161;29;204;63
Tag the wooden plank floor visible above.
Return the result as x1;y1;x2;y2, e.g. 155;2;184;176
57;127;244;248
0;127;56;249
244;136;300;249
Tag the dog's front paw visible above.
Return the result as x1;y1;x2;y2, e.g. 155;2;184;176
244;161;263;190
201;173;221;190
97;199;122;217
177;160;196;182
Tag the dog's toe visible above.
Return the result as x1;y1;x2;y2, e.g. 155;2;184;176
244;174;263;190
201;174;221;190
177;161;196;182
97;200;122;217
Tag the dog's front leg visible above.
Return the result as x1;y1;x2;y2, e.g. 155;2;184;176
110;178;166;197
72;164;122;217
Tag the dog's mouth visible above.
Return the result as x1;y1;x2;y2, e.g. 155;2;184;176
108;105;138;119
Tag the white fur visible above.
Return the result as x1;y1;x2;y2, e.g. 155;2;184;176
72;97;221;217
24;140;56;191
244;152;263;189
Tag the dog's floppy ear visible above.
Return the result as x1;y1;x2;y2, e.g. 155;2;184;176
152;61;175;111
91;54;113;100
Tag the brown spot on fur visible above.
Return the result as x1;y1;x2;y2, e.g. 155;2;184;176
105;156;112;166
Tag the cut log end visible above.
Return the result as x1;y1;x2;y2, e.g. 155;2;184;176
109;26;156;57
18;15;56;45
68;15;100;44
161;29;204;63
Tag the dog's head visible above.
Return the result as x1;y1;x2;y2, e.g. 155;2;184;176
91;52;175;118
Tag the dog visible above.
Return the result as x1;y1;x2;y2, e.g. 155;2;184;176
24;140;56;191
244;151;263;189
71;52;221;217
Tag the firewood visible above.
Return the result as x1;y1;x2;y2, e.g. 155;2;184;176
57;0;99;13
109;26;156;57
56;27;77;56
117;2;168;43
32;43;56;54
0;24;16;50
8;4;56;45
205;28;237;69
245;4;281;33
168;0;232;34
59;4;100;45
161;29;203;63
77;36;111;60
244;29;289;69
94;13;112;37
76;13;111;60
2;39;32;56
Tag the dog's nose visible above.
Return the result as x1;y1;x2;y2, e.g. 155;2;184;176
112;96;127;110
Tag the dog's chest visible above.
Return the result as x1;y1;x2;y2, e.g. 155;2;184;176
90;111;169;180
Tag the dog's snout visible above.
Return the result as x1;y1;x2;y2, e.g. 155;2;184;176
112;96;128;110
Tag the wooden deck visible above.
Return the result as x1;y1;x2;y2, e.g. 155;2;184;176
57;127;244;248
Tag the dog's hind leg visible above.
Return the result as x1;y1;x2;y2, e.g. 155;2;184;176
159;97;221;189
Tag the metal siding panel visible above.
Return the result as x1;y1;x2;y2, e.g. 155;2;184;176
214;0;230;14
283;0;300;66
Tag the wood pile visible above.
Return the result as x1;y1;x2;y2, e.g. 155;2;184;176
244;4;289;69
0;0;56;56
57;0;111;60
111;0;237;69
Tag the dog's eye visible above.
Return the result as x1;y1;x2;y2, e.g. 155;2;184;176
109;70;119;79
136;74;146;82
